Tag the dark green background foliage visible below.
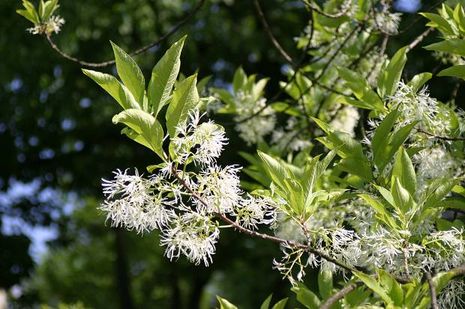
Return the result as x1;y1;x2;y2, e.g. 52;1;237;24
1;0;464;308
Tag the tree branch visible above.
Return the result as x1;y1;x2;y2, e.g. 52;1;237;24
45;0;206;68
426;272;439;309
320;282;359;309
253;0;294;65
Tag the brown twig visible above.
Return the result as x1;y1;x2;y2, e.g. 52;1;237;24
426;272;439;309
320;282;360;309
302;0;352;19
406;28;434;51
253;0;294;65
45;0;206;68
417;128;465;141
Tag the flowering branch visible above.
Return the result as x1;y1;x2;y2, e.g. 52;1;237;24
170;166;359;274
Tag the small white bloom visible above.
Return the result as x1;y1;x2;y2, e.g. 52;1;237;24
194;165;242;214
160;213;219;266
233;195;277;229
329;105;360;137
101;169;173;233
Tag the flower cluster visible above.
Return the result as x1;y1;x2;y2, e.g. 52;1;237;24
233;92;276;145
101;111;278;266
27;15;65;35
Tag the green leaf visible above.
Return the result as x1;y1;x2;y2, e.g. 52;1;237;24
16;9;37;24
232;67;247;92
391;147;416;196
378;47;408;98
111;42;146;103
217;296;238;309
165;74;199;137
372;110;398;158
353;271;393;305
407;72;432;93
42;0;59;21
378;270;404;306
423;178;458;209
359;194;398;229
420;12;454;35
292;283;321;309
148;36;185;117
438;197;465;211
391;177;413;214
318;269;333;300
82;69;140;110
113;109;164;158
438;65;465;80
425;39;465;56
271;298;288;309
19;0;40;24
260;295;273;309
337;67;384;112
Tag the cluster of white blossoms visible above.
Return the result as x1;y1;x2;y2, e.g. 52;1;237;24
233;92;276;145
271;117;312;152
101;110;278;266
372;9;402;35
27;15;65;35
329;105;360;137
387;82;451;138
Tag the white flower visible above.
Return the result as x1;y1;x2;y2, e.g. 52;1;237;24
373;10;401;35
194;165;242;214
172;110;228;165
160;213;219;266
414;147;459;188
192;121;228;165
101;169;173;233
329;105;360;137
233;93;276;145
27;15;65;35
233;195;277;229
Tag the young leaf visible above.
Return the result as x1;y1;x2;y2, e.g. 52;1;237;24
291;283;321;309
391;147;416;196
437;65;465;80
337;67;384;112
407;73;432;93
217;296;238;309
165;74;199;137
377;46;408;98
42;0;59;21
113;109;164;159
82;69;140;110
260;294;273;309
111;42;146;103
425;39;465;56
271;298;288;309
353;271;393;305
318;269;333;300
148;36;186;117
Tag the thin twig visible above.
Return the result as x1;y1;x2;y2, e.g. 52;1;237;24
302;0;352;19
417;129;465;141
253;0;294;65
320;283;359;309
45;0;206;68
426;272;439;309
406;28;434;51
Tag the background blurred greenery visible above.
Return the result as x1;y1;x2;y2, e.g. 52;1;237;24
1;0;463;308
